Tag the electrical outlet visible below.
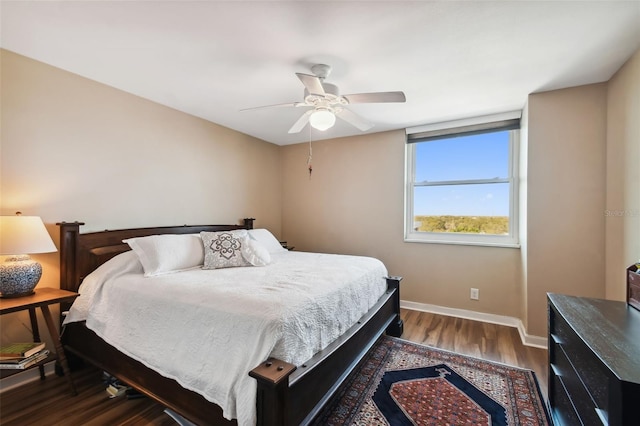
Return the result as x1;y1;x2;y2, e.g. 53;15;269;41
470;288;479;300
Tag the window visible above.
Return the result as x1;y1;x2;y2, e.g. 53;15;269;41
405;113;520;247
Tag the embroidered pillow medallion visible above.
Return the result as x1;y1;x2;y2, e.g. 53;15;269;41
201;230;250;269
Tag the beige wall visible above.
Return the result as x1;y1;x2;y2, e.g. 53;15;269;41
281;131;523;320
0;50;282;346
282;81;615;339
605;49;640;300
525;83;608;336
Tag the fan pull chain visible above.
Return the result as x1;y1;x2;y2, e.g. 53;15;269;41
307;126;313;179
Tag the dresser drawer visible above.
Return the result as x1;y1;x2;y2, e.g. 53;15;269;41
551;373;582;426
551;341;604;425
551;307;610;412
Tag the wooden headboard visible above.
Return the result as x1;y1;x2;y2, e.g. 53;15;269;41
57;218;255;295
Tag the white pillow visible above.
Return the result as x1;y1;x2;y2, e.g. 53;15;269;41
242;237;271;266
248;229;287;254
124;234;204;277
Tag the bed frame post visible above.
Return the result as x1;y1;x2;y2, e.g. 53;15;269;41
385;276;404;337
249;358;296;426
57;222;84;292
243;218;255;229
56;222;84;327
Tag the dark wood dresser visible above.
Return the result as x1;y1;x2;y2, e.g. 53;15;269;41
548;293;640;425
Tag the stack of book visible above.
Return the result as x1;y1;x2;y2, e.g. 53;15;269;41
0;342;50;370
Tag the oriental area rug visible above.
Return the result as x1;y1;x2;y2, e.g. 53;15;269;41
312;336;550;426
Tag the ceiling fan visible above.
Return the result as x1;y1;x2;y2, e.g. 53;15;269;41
241;64;406;134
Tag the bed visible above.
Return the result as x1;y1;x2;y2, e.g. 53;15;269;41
57;218;403;426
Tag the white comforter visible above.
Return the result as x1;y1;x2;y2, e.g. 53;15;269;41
64;250;387;425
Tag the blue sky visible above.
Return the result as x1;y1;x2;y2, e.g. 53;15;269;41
413;131;510;216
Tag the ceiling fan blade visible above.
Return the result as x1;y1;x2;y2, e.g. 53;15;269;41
342;91;406;104
240;102;305;111
288;110;313;134
335;108;374;131
296;73;325;96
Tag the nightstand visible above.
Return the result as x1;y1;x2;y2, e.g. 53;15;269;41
279;241;295;251
0;287;79;395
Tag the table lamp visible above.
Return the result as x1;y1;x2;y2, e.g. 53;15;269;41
0;213;57;298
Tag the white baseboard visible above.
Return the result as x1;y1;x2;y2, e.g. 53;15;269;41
400;300;548;349
0;361;57;393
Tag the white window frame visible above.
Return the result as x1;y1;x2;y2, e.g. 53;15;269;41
404;112;520;248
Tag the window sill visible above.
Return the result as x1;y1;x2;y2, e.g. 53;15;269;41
404;237;521;249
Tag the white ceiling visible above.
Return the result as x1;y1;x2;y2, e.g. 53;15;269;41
2;1;639;145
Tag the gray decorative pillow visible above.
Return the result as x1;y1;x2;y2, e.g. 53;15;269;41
201;230;250;269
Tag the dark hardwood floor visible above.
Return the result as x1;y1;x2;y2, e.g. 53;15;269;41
401;309;548;397
0;309;548;425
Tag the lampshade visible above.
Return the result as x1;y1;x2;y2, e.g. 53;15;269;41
309;109;336;131
0;215;57;255
0;214;57;298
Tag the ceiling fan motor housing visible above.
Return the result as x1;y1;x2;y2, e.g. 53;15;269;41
304;83;346;107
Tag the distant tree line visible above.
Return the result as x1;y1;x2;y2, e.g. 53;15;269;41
415;215;509;235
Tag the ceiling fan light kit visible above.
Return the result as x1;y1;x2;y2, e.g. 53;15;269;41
309;109;336;131
242;64;406;135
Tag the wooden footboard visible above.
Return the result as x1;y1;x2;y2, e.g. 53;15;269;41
251;276;402;426
58;220;402;426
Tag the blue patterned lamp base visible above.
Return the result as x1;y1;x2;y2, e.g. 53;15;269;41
0;255;42;298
